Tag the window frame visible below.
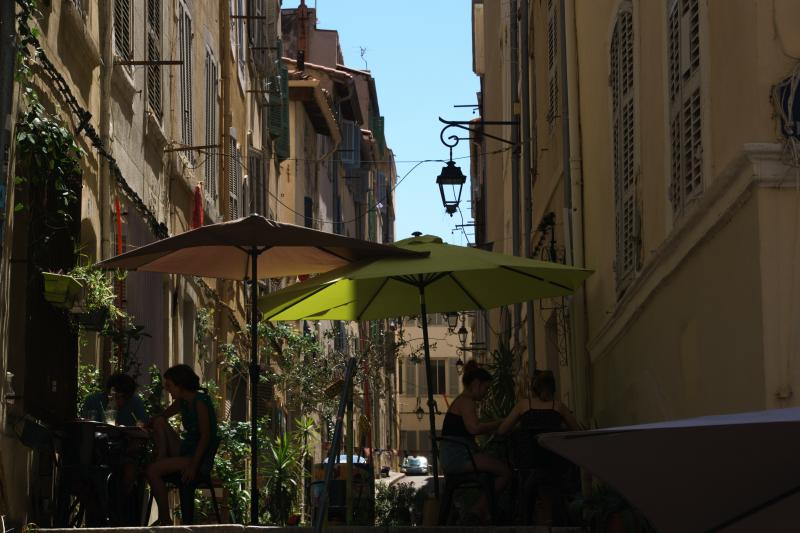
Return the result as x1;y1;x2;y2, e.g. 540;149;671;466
113;0;133;64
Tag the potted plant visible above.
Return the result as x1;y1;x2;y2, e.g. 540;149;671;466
42;271;82;309
66;262;127;332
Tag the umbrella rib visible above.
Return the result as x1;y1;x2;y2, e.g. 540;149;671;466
499;265;574;291
356;277;391;321
316;246;351;263
447;273;486;310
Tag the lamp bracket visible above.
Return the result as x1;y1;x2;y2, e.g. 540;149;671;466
438;117;517;152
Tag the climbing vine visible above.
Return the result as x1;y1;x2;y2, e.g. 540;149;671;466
14;0;84;259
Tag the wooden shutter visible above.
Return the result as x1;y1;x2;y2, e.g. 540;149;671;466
546;0;558;125
228;135;240;219
179;4;194;158
418;364;427;397
304;196;313;228
406;361;416;397
146;0;162;119
611;3;637;291
668;0;703;218
114;0;132;62
448;359;459;396
204;50;218;201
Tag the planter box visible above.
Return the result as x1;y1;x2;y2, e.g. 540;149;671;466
42;272;82;309
74;307;109;331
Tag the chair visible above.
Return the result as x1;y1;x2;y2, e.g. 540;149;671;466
436;436;500;525
506;428;574;525
144;443;222;525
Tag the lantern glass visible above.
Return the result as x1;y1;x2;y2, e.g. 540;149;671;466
457;325;468;346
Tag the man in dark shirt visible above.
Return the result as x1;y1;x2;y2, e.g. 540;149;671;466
81;373;149;426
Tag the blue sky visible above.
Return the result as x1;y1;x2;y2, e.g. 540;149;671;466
285;0;479;245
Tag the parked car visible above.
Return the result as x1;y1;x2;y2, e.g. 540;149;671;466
404;456;429;476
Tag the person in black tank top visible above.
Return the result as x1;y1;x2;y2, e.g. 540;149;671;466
440;361;512;522
497;370;580;525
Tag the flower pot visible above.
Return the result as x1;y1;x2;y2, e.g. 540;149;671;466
74;307;109;331
42;272;82;309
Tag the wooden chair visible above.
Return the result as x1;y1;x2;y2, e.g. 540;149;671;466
436;436;500;525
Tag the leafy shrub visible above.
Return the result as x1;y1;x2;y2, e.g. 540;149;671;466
375;481;417;526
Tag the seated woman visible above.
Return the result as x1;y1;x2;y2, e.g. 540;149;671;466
498;370;579;524
440;360;511;518
145;364;219;525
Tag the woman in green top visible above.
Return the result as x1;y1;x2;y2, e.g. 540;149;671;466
145;364;219;525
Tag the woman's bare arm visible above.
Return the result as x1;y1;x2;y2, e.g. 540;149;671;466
556;402;581;430
497;401;524;435
460;397;502;435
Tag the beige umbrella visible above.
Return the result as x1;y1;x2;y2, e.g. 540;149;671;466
97;214;424;524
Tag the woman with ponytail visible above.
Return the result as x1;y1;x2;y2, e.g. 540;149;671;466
440;360;511;517
145;364;219;525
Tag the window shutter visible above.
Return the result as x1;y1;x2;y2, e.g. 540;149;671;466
668;0;703;219
270;58;290;161
406;362;416;397
448;359;459;396
612;4;637;291
418;364;428;397
304;196;313;228
114;0;132;62
547;0;558;125
146;0;162;119
179;5;194;159
228;135;240;219
204;51;218;201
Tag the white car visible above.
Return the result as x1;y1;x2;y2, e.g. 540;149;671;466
403;456;429;476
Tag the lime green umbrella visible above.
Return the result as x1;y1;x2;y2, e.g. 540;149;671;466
259;234;592;496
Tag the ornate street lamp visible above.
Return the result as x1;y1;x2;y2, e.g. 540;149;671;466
436;159;467;216
457;324;469;346
455;357;464;375
415;400;425;421
444;312;459;333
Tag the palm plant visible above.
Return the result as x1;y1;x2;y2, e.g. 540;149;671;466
261;432;301;525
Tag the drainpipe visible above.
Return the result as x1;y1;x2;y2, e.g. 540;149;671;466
520;0;536;375
561;0;590;422
510;0;522;347
98;1;114;260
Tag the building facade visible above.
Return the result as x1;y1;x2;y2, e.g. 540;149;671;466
0;0;398;524
471;0;800;427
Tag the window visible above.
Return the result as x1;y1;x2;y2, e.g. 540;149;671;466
248;147;265;215
248;0;268;73
228;132;241;219
339;120;361;167
230;0;247;81
113;0;132;62
429;359;446;395
204;49;219;202
546;0;558;125
304;196;313;228
269;56;290;161
376;173;387;214
611;2;638;290
178;3;194;158
668;0;703;218
146;0;162;119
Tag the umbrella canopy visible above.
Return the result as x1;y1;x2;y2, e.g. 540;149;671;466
96;213;422;277
95;214;424;524
259;234;592;497
540;408;800;532
259;234;591;320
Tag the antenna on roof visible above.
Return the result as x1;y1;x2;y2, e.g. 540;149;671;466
360;47;368;70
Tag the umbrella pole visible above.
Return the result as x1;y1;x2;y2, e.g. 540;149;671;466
418;286;440;498
250;247;260;525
